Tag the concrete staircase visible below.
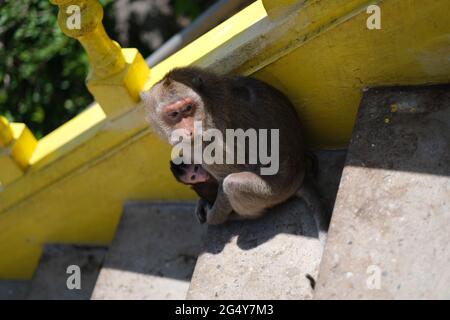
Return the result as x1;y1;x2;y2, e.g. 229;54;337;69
87;150;346;300
187;150;347;299
0;84;448;300
0;281;30;300
27;245;107;300
315;85;450;299
91;202;204;299
0;244;106;300
0;150;346;300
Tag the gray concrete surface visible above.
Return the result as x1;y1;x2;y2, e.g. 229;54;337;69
0;281;30;300
315;85;450;299
187;150;347;299
91;202;205;300
27;245;107;300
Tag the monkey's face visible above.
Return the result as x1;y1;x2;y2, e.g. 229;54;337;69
141;77;206;145
170;161;210;185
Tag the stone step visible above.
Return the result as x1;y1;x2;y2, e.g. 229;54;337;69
91;202;205;300
27;244;107;300
187;150;347;299
315;85;450;299
0;281;30;300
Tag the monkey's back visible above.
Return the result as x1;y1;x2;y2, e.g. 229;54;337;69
208;74;306;190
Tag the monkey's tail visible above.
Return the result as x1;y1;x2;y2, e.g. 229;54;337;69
296;176;328;247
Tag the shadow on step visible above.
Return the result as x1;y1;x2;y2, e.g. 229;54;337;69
187;150;347;299
315;85;450;299
346;85;450;177
92;150;346;299
28;245;107;300
92;202;206;299
204;150;347;254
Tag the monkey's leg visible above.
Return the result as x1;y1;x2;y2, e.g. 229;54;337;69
206;172;281;225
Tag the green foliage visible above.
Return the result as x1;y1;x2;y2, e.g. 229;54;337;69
172;0;215;19
0;0;88;138
172;0;201;19
0;0;116;138
0;0;212;138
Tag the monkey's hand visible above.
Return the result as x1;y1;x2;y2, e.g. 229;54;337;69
195;198;210;224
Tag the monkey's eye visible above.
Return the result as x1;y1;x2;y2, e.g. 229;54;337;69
185;105;193;112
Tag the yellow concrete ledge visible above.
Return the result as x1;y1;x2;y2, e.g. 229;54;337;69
0;118;37;187
0;117;14;147
1;0;449;278
87;48;150;118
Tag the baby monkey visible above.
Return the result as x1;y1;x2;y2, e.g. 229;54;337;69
170;161;218;223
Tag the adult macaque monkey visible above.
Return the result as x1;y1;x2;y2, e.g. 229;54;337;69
141;67;328;242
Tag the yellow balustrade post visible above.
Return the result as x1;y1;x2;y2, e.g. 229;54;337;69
50;0;150;118
0;116;13;148
0;117;37;187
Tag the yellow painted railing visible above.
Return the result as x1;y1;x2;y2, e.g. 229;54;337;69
0;0;449;279
0;117;37;187
50;0;149;117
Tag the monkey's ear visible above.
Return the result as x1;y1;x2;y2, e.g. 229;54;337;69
191;75;203;90
163;77;172;87
139;90;149;102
